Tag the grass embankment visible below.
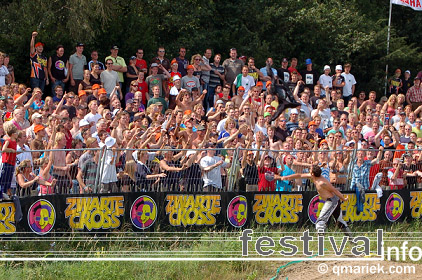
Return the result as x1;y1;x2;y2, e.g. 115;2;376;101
1;220;421;279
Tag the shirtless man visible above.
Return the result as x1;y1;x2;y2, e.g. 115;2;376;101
175;89;205;113
52;132;72;194
358;90;377;112
281;165;352;238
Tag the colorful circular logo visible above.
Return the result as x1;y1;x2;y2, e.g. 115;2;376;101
55;60;65;70
227;195;247;227
385;193;404;222
130;196;157;229
27;199;56;235
308;195;325;224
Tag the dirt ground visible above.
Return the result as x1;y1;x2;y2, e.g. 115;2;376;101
267;260;422;280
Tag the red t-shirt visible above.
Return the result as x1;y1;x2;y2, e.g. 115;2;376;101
258;166;278;191
2;139;17;165
65;129;73;150
136;81;148;105
135;59;147;72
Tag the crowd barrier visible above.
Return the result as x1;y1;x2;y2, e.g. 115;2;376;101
0;189;419;235
9;147;422;197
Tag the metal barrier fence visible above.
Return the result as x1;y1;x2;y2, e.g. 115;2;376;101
2;147;422;197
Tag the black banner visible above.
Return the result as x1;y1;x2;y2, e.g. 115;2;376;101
0;190;418;235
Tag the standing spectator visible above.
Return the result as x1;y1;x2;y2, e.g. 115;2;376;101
319;65;332;97
168;59;182;89
233;65;255;94
88;50;105;71
351;147;383;190
201;49;213;92
135;48;147;73
146;63;169;99
401;70;413;95
207;54;225;110
332;65;345;93
126;56;139;94
222;48;244;87
47;45;69;96
84;100;103;134
341;63;356;105
101;58;122;99
29;32;48;91
150;46;170;74
200;143;229;191
105;46;127;91
257;151;279;192
0;53;10;87
175;47;189;77
288;58;300;77
69;42;87;93
181;65;200;93
406;77;422;111
52;131;72;194
247;57;264;82
3;54;14;85
259;57;277;92
388;69;402;97
100;136;119;193
277;57;290;83
0;122;18;199
133;71;148;106
300;58;319;91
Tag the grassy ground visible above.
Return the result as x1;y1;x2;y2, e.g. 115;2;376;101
1;220;422;279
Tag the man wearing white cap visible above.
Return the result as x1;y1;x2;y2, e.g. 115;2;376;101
319;65;332;97
26;112;43;140
286;108;299;134
332;65;345;93
100;136;119;193
169;75;182;109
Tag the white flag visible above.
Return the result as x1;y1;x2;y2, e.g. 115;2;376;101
392;0;422;10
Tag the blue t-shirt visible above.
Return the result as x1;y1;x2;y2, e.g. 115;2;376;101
276;164;295;191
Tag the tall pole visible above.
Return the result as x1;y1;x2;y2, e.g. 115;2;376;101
385;0;393;96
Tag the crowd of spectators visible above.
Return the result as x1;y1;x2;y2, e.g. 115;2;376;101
0;31;422;199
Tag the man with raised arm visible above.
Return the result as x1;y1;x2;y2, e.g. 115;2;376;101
280;165;352;238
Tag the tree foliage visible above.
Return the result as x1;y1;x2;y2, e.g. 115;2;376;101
1;0;421;94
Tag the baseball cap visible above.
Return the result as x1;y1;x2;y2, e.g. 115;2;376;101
150;63;159;68
395;68;401;73
31;112;42;121
78;90;86;97
264;112;272;118
308;121;316;127
13;94;21;101
111;45;119;50
415;76;421;80
35;42;44;48
335;65;342;71
216;100;224;105
126;99;134;104
171;59;177;65
305;58;312;65
92;84;101;90
238;86;245;91
76;42;84;47
282;58;288;63
319;139;328;147
104;136;116;148
266;81;272;87
331;107;338;112
256;81;263;86
130;56;136;60
405;70;411;75
98;88;107;95
173;75;181;81
79;119;90;127
290;108;298;114
324;65;330;71
187;65;194;70
34;124;45;134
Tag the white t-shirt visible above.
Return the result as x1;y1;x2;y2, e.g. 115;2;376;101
233;75;255;94
0;65;9;87
341;73;357;97
169;86;180;96
311;108;331;129
318;74;332;96
200;155;227;188
84;112;102;134
254;123;267;136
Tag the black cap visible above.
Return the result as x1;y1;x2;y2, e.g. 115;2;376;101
282;58;288;62
76;42;84;47
330;107;338;112
191;87;199;91
111;45;119;50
